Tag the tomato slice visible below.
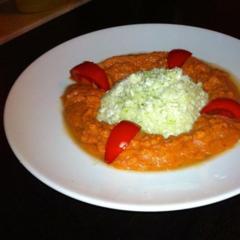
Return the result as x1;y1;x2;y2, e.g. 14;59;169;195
201;98;240;119
105;121;141;164
70;61;110;91
167;49;192;69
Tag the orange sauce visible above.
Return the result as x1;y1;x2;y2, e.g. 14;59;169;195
62;51;240;171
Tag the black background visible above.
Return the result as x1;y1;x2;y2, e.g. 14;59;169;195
1;0;240;239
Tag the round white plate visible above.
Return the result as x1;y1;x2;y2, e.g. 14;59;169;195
4;24;240;211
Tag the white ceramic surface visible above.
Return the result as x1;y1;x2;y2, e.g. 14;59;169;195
4;24;240;211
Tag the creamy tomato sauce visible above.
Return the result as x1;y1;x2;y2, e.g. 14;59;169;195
62;52;240;171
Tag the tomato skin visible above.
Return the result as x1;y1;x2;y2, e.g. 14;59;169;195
167;49;192;69
201;98;240;119
105;121;141;163
70;61;110;91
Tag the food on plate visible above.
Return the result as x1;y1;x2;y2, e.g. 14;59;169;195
70;61;110;91
62;50;240;171
167;49;192;69
201;98;240;119
104;120;141;164
97;67;208;138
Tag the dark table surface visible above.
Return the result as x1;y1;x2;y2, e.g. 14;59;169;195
1;0;240;239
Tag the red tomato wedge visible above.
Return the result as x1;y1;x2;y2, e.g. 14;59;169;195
167;49;192;69
70;61;110;91
105;121;141;164
201;98;240;119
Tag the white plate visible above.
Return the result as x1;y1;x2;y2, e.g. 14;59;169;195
4;24;240;211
